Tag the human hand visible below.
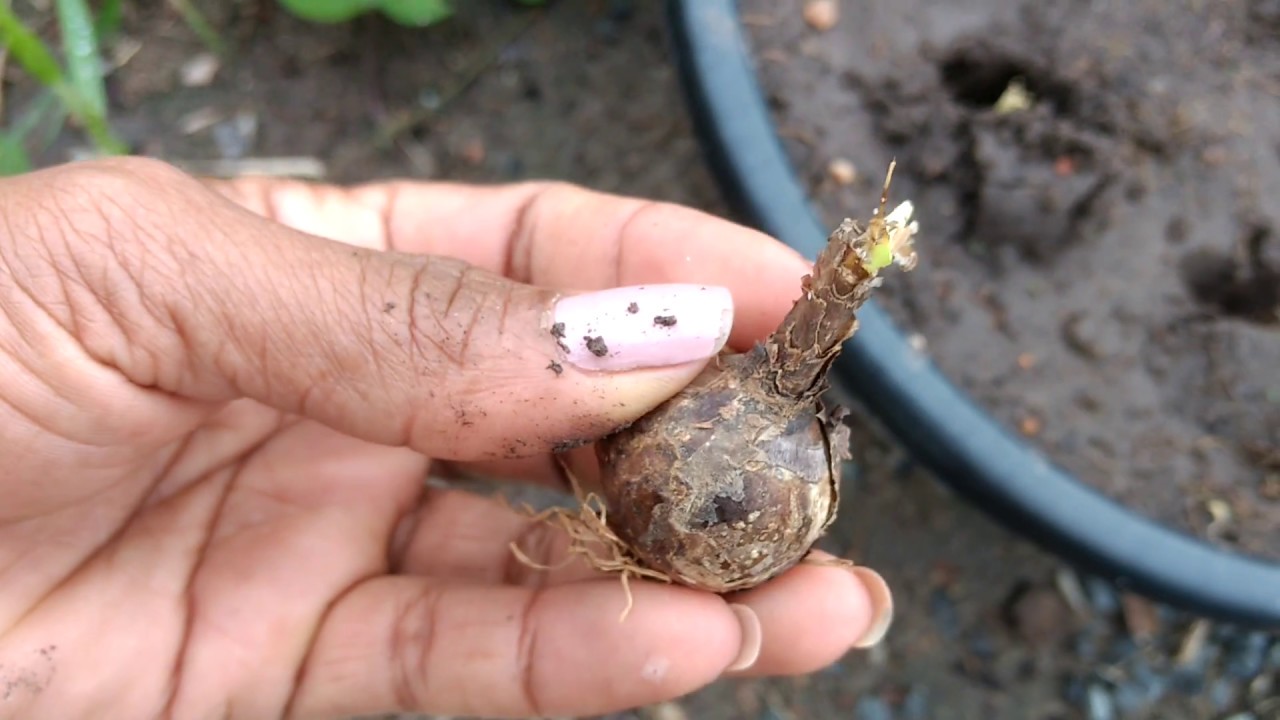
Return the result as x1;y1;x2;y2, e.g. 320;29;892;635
0;157;892;719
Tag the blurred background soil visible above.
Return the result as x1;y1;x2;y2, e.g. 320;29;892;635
3;1;1277;718
741;0;1280;562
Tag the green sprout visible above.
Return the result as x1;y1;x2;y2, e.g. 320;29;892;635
854;161;919;276
275;0;546;27
0;0;128;174
276;0;453;26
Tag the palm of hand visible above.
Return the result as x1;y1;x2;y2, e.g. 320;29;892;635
3;390;409;714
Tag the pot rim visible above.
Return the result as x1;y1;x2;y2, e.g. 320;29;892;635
665;0;1280;626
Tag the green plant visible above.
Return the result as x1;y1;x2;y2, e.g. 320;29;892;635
275;0;454;26
276;0;545;27
0;0;127;174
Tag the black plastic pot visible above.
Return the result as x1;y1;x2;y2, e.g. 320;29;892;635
665;0;1280;627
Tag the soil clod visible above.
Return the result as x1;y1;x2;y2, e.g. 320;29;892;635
653;315;677;327
584;335;609;356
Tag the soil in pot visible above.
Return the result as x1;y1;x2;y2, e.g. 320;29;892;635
741;0;1280;560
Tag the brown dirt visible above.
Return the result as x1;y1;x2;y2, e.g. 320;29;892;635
5;1;1278;718
741;0;1280;561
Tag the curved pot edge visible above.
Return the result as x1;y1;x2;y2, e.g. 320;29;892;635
664;0;1280;627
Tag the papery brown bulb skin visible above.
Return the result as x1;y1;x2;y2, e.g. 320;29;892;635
595;349;850;593
592;168;916;594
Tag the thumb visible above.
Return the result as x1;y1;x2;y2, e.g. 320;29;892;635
4;158;731;461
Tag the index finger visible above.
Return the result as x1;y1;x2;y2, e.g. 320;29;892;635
209;178;813;351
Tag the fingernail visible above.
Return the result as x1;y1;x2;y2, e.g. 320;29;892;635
550;284;734;371
727;604;762;672
850;567;894;648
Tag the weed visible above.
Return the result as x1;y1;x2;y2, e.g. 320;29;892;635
0;0;126;174
276;0;546;27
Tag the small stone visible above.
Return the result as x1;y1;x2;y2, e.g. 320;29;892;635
1113;656;1169;713
1120;594;1161;642
1209;676;1240;711
993;77;1034;114
1112;682;1149;714
1008;584;1072;647
460;137;486;165
645;702;688;720
966;626;998;662
211;110;258;159
1171;638;1220;695
1073;630;1101;662
901;685;930;720
1085;683;1116;720
1063;675;1087;706
1103;636;1139;665
802;0;839;31
828;157;858;185
1176;619;1212;667
176;106;224;136
1225;630;1271;679
928;587;960;639
1083;576;1120;616
1075;390;1103;412
1267;641;1280;669
1019;414;1043;437
853;695;892;720
1248;672;1274;703
1260;472;1280;500
179;52;220;87
1053;567;1093;620
734;682;761;716
1061;310;1125;360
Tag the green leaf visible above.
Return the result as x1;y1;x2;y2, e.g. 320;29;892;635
56;0;109;117
275;0;379;23
94;0;124;42
25;91;71;153
377;0;452;26
0;133;33;175
10;87;60;137
0;6;67;87
167;0;225;55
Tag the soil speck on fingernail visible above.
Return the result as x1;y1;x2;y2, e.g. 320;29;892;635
547;360;563;376
550;322;570;352
654;315;678;327
585;335;609;356
627;302;639;313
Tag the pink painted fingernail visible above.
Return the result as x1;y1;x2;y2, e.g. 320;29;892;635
851;567;894;649
550;285;734;371
727;604;762;672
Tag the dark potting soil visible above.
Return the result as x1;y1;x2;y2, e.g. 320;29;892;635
741;0;1280;561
